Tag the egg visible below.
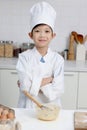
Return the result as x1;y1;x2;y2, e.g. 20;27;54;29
0;107;3;113
0;107;3;115
0;108;3;117
1;113;7;120
3;109;9;115
7;111;15;119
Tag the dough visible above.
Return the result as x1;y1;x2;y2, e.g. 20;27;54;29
36;104;60;121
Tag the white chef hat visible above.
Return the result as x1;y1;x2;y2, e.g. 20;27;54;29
30;1;56;32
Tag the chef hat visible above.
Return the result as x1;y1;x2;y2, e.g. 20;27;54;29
30;1;56;32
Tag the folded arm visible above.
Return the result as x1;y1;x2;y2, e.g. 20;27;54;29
40;60;64;101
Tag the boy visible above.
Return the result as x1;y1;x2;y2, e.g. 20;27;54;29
16;1;64;109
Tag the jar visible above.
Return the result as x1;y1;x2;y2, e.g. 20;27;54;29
21;43;30;52
21;43;35;52
0;40;5;57
13;43;21;57
63;49;68;60
4;41;13;58
28;43;35;49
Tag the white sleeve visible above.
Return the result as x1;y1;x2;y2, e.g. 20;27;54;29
40;59;64;101
29;66;42;96
16;53;42;96
30;74;42;96
16;54;32;92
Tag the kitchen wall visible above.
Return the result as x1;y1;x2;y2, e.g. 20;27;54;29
0;0;87;52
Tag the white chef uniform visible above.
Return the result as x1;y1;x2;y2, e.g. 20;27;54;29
16;47;64;108
16;1;64;109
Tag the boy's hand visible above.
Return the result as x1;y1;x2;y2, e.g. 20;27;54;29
17;80;20;87
41;76;53;87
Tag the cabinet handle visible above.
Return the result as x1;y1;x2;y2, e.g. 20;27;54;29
64;74;74;76
11;72;17;75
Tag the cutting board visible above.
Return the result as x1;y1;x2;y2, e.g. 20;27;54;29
74;112;87;130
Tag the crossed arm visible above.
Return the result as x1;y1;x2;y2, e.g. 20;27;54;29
17;76;53;88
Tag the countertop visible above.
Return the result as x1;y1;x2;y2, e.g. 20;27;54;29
0;58;18;69
14;108;74;130
0;57;87;72
64;60;87;72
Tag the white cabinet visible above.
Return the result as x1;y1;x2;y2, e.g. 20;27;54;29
0;68;87;109
61;72;78;109
0;69;19;107
77;72;87;109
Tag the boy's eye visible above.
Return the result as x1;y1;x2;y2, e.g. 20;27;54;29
35;30;40;32
45;30;50;33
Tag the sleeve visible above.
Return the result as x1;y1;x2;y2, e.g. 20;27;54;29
40;57;64;101
16;54;32;92
16;53;42;96
29;66;43;96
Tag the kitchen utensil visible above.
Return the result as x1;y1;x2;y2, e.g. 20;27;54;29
23;90;42;108
74;112;87;130
71;31;78;43
23;90;60;121
68;34;75;60
77;34;84;44
23;90;50;109
71;31;84;44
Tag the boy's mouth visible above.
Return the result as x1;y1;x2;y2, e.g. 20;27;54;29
39;39;47;42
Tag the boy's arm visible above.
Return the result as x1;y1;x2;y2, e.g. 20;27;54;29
40;76;53;87
40;59;64;101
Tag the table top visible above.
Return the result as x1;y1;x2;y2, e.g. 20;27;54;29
14;108;75;130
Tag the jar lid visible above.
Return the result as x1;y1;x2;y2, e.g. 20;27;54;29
0;40;4;44
6;41;13;44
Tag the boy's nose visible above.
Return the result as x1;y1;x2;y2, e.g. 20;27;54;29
40;31;45;36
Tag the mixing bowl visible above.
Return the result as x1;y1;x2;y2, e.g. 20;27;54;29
36;103;60;121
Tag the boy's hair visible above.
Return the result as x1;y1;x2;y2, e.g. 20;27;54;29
31;23;53;33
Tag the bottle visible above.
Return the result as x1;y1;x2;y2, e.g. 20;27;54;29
63;49;68;60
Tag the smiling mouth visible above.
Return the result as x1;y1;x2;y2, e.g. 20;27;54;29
39;39;46;42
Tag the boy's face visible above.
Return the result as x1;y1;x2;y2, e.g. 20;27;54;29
29;24;56;48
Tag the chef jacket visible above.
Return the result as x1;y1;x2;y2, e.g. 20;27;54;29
16;47;64;109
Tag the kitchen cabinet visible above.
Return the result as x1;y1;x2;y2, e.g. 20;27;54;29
0;69;19;107
77;72;87;109
61;72;78;109
0;66;87;109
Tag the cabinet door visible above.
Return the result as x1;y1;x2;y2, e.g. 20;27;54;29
78;72;87;109
61;72;78;109
0;69;19;107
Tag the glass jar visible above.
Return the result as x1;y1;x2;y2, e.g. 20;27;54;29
21;42;35;52
4;41;13;58
13;43;21;57
0;40;5;57
21;43;30;52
